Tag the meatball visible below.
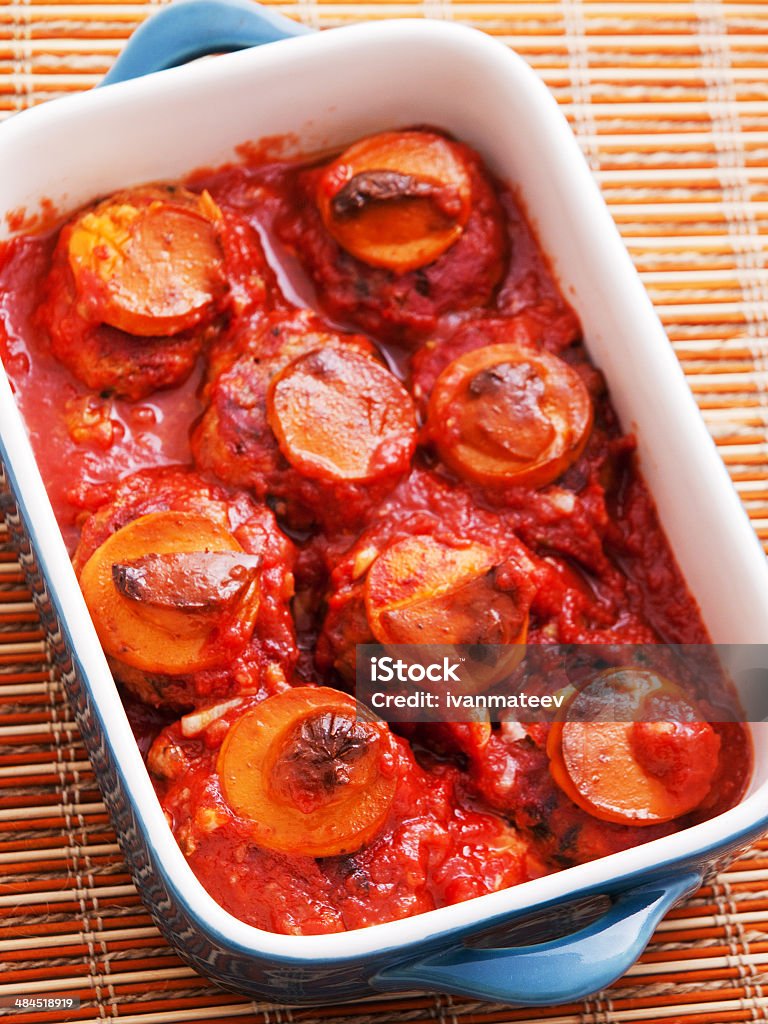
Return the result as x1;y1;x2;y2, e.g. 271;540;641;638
74;466;297;708
38;185;273;401
192;310;417;530
148;689;544;934
468;728;681;866
317;473;537;684
276;133;507;346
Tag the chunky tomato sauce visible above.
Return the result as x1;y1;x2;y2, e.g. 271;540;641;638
0;132;753;935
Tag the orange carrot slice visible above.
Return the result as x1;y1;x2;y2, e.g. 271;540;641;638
547;669;721;825
79;510;260;675
427;343;593;489
217;686;397;857
316;131;472;273
67;187;225;337
267;346;417;484
364;535;528;689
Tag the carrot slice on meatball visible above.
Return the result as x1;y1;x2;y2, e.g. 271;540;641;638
316;130;473;273
67;187;226;337
547;669;721;826
79;510;261;676
217;687;397;857
427;343;593;489
364;535;529;688
267;346;417;484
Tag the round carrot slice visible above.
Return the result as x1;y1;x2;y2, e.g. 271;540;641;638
364;535;529;687
79;510;260;676
267;346;417;484
67;186;225;337
427;343;593;489
317;130;473;273
217;686;397;857
547;669;721;826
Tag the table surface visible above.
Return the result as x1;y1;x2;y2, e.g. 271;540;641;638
2;2;768;1021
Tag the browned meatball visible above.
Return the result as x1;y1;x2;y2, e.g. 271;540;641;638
38;185;273;401
148;689;544;934
275;134;507;346
192;310;417;530
317;480;537;684
74;466;297;708
468;727;693;866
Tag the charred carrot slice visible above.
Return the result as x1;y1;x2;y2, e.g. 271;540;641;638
364;535;528;688
78;511;260;675
217;687;397;857
267;346;417;484
547;669;721;826
67;186;225;337
112;550;260;610
317;131;472;273
426;343;593;489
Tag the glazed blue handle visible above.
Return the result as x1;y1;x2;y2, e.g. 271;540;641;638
101;0;312;86
375;872;701;1006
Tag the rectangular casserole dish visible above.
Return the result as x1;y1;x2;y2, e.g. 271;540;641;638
1;1;768;1006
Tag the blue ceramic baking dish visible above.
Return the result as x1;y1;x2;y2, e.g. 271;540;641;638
1;0;767;1006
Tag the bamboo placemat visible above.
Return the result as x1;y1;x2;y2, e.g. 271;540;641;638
2;1;768;1022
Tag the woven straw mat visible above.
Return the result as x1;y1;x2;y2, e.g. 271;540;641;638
2;1;768;1022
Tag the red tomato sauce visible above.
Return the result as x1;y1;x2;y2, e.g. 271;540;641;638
0;136;753;934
